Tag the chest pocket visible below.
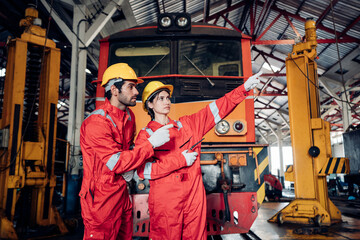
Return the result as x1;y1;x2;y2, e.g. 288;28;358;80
146;120;184;151
174;120;193;150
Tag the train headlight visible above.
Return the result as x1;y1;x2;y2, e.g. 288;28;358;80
215;120;230;134
158;13;191;32
233;120;245;133
215;119;247;136
159;15;172;28
175;14;190;28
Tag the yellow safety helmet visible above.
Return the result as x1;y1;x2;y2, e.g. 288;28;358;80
142;81;174;111
101;63;143;90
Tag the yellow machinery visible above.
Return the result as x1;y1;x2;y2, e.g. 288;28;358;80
0;6;67;239
269;18;350;226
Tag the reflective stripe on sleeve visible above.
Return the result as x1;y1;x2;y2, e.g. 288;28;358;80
209;101;221;124
86;109;105;119
143;162;152;179
106;114;117;128
146;128;154;136
175;120;183;130
106;152;121;171
85;109;117;128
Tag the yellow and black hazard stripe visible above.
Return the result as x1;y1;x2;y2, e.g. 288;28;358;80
253;146;269;205
318;157;350;176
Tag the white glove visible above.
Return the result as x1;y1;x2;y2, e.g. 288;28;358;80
122;170;134;182
182;150;198;166
244;71;262;91
148;124;174;148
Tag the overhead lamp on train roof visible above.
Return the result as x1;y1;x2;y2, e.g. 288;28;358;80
157;13;191;32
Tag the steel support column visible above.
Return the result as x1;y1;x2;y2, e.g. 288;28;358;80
67;4;86;175
341;94;351;131
277;129;285;187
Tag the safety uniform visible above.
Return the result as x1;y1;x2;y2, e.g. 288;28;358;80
79;98;154;240
136;84;249;240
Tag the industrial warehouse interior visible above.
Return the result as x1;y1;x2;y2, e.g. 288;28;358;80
0;0;359;239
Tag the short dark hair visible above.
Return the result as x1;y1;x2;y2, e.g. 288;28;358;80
145;88;171;120
104;81;125;100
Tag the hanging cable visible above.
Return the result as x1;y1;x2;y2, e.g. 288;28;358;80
289;56;360;118
162;0;166;13
329;0;359;126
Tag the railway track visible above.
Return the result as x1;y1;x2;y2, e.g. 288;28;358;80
331;196;360;219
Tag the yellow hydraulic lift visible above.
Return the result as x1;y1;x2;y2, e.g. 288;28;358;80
0;6;67;239
269;18;350;226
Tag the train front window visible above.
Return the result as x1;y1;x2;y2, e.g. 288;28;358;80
109;41;170;77
179;40;242;77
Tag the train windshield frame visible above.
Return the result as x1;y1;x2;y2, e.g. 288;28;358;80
109;40;171;77
108;38;242;78
178;39;242;77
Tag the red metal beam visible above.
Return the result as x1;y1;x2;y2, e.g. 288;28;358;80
221;14;251;38
261;73;286;77
353;115;360;121
255;91;287;97
253;39;295;45
259;50;279;73
252;47;285;63
253;37;360;45
59;95;95;99
204;1;359;46
205;1;247;22
324;113;360;122
214;15;220;25
340;15;360;37
256;1;359;43
327;115;342;122
317;37;360;44
255;107;278;110
268;83;286;92
316;0;340;26
256;13;281;41
253;0;261;28
283;14;301;37
254;0;266;34
250;1;255;35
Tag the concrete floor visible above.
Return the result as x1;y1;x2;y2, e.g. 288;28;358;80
34;194;360;240
220;199;360;240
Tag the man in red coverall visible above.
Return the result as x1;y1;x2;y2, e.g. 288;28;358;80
136;71;261;240
79;63;173;240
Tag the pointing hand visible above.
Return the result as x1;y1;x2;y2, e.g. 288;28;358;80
244;71;262;91
122;170;134;182
148;124;174;148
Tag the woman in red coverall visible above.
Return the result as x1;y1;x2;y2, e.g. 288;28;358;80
136;71;262;240
79;63;173;240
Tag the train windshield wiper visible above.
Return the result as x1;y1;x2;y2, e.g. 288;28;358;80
144;54;169;77
183;55;215;87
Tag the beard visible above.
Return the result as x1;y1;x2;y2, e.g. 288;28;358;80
118;95;137;107
126;101;136;107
